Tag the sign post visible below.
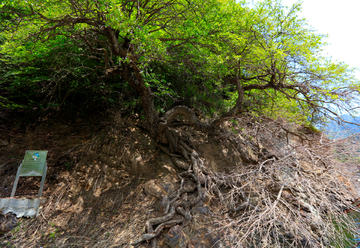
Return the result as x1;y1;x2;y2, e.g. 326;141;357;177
11;150;48;198
0;151;48;218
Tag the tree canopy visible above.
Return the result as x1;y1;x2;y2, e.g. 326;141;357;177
1;0;359;135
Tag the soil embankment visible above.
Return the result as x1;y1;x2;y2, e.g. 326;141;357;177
0;113;359;247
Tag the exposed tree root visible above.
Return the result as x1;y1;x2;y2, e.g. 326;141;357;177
131;107;274;247
131;107;360;248
131;141;205;247
131;107;263;247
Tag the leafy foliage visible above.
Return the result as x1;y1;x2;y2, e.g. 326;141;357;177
0;0;359;125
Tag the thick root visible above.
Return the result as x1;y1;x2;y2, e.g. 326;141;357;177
132;128;208;247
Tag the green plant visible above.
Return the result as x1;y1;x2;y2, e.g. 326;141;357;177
48;227;59;240
12;226;20;233
65;162;72;170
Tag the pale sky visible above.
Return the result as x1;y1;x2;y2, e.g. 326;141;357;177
281;0;360;78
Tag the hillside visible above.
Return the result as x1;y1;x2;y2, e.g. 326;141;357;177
1;0;360;247
0;112;359;248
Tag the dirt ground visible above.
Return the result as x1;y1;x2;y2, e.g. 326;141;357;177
0;112;223;247
0;112;150;247
1;111;360;248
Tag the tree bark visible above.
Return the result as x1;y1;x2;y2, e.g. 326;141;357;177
122;62;159;139
158;105;214;144
102;26;160;138
212;77;244;127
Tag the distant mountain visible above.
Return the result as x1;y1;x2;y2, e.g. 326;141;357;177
323;114;360;139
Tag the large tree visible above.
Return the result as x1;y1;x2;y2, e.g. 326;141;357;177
2;0;359;139
2;1;360;246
